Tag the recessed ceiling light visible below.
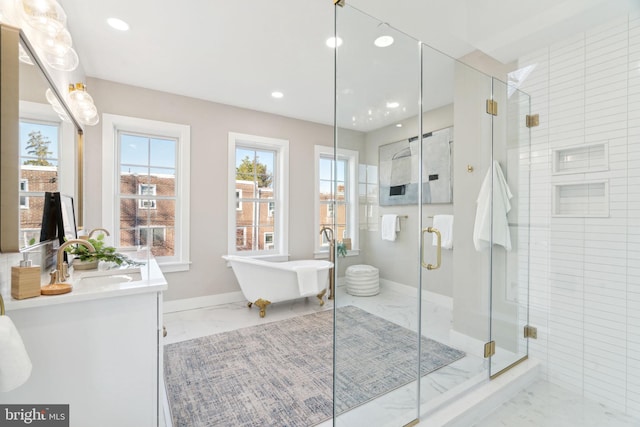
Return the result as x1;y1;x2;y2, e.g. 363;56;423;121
374;35;394;48
396;123;403;128
107;17;129;31
271;91;284;99
386;101;399;108
326;37;343;48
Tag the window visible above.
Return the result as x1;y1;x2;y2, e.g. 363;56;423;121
102;114;190;272
228;132;289;259
18;100;76;248
264;232;274;250
138;226;167;247
138;184;157;209
19;179;29;209
236;190;243;211
314;145;359;256
326;203;334;221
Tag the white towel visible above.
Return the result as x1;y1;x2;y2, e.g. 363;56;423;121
432;215;454;249
473;161;513;251
381;214;400;241
0;315;32;392
294;266;318;297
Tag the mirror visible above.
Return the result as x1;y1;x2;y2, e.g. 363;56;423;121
0;24;83;252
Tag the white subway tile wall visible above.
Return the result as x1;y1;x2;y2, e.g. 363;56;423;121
518;11;640;416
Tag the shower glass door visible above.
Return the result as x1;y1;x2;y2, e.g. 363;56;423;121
333;2;532;424
333;4;422;426
419;42;495;415
489;78;532;377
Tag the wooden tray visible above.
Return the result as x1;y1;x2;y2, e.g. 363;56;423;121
41;283;72;295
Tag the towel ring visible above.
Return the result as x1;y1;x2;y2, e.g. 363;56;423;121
0;294;4;316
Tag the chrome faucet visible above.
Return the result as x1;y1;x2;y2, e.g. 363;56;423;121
319;226;335;300
51;239;96;284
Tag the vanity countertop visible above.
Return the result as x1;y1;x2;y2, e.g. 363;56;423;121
2;256;167;311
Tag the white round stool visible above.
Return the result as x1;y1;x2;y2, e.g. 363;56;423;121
345;265;380;296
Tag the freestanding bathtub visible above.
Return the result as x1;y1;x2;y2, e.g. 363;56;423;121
223;255;333;317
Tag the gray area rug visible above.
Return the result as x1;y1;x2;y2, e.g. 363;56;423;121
164;305;464;426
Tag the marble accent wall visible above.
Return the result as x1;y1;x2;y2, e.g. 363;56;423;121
517;12;640;416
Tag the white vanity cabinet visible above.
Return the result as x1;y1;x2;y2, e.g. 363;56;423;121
1;260;167;427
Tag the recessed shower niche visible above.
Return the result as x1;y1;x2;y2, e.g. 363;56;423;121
552;142;608;175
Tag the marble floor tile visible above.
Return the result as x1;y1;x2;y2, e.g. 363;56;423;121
163;283;486;426
474;380;640;427
163;284;639;426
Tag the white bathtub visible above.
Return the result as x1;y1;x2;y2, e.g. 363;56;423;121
223;255;333;317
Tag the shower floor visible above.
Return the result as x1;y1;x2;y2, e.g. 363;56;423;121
162;283;634;426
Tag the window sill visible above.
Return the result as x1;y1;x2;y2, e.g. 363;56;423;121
158;261;192;273
313;249;360;259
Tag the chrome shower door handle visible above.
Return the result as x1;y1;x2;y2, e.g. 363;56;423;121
421;227;442;270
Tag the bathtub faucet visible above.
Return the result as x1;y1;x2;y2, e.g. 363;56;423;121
320;226;335;300
320;226;333;243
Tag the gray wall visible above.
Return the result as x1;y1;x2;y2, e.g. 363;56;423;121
83;78;364;301
359;105;455;297
450;52;521;347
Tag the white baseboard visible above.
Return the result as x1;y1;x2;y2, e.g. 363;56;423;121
163;291;245;313
164;277;453;314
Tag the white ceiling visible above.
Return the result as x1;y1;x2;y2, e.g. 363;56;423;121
57;0;640;132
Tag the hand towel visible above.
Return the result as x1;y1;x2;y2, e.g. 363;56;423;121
381;214;399;241
0;315;32;392
293;266;318;297
473;161;513;251
432;214;454;249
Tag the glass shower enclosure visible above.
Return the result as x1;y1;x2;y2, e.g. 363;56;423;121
332;3;531;425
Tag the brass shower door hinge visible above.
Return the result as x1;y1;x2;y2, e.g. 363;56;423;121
484;340;496;358
486;99;498;116
526;114;540;128
333;0;344;6
524;325;538;339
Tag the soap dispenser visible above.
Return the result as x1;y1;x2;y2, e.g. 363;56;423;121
11;252;41;300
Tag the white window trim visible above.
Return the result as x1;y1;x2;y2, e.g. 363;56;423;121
314;145;359;258
102;113;191;273
228;132;289;261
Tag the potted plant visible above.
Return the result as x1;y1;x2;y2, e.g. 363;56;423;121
336;241;348;257
65;233;144;270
